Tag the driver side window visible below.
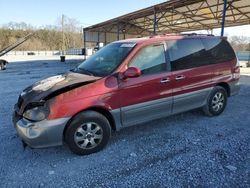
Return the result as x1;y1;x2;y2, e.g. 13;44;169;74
129;44;166;75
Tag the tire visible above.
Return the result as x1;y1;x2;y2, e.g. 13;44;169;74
203;86;227;116
65;111;111;155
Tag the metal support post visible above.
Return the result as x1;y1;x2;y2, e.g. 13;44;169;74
83;29;86;59
104;32;107;45
97;31;100;43
221;0;228;36
117;25;120;40
154;7;157;35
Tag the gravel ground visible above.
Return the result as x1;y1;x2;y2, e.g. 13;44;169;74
0;60;249;188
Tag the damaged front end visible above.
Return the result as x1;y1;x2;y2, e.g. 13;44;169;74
13;71;100;148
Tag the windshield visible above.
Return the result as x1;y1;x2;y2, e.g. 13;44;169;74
76;42;136;77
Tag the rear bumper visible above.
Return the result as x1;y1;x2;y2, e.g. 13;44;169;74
13;111;70;148
229;80;240;96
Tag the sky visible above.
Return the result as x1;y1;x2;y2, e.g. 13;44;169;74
0;0;249;37
0;0;166;27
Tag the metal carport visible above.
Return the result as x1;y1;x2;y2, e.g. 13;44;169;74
83;0;250;49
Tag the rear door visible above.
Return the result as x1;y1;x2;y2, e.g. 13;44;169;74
118;43;173;127
166;38;213;114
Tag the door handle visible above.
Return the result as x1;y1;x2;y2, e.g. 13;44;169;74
175;75;185;81
160;78;170;83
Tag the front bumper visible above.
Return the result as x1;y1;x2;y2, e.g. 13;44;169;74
13;111;70;148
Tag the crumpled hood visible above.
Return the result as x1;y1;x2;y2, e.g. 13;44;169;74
17;71;100;113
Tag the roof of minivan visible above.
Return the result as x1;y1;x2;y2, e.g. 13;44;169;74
116;34;224;45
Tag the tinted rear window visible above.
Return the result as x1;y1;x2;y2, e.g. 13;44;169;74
167;39;210;71
202;38;236;64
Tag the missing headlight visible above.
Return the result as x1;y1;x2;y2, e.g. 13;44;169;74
23;103;49;122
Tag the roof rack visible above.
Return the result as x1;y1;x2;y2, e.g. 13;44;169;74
181;33;214;36
149;33;214;38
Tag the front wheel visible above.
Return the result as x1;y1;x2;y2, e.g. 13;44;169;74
203;86;227;116
65;111;111;155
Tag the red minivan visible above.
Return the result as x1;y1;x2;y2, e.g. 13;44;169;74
13;34;240;155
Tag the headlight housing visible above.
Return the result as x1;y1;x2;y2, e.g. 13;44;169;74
23;104;49;122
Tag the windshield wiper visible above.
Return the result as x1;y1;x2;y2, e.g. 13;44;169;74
74;67;94;76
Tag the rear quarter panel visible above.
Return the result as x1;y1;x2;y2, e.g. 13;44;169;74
211;59;239;85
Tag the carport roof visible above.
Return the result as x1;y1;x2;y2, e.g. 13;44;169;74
84;0;250;34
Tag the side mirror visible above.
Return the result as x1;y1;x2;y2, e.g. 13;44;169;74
122;67;141;79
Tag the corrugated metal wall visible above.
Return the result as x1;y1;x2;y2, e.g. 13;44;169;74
84;31;141;47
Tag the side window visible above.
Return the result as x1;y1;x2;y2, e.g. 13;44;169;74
202;38;236;64
167;39;210;71
129;44;166;75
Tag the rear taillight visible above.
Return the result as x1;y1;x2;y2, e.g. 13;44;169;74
232;59;240;79
236;58;240;67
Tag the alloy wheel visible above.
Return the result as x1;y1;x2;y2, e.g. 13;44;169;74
212;92;225;112
74;122;103;149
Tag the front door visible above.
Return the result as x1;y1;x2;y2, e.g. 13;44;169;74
118;43;173;127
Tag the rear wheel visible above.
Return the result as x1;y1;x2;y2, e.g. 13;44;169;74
65;111;111;155
203;86;227;116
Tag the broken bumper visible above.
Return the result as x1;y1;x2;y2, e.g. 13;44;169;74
13;112;70;148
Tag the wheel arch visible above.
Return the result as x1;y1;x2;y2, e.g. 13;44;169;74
63;107;117;138
216;82;230;97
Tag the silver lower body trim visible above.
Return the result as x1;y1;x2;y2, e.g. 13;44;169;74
172;87;212;114
121;96;172;127
229;80;240;96
115;87;213;129
15;117;70;148
110;109;122;131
